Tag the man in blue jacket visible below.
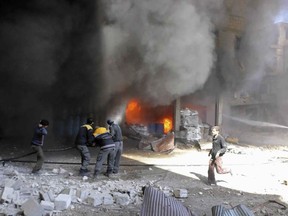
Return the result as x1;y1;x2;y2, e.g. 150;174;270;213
31;119;49;174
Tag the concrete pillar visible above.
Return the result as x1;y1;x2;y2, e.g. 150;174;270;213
215;95;224;126
173;98;181;133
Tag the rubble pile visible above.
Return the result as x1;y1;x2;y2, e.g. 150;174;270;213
0;165;144;215
0;165;190;216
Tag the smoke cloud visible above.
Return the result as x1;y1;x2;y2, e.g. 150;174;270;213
102;0;226;106
2;0;287;144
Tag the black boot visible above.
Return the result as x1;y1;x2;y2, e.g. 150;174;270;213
79;168;90;176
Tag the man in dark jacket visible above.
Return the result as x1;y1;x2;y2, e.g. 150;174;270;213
93;127;115;179
31;119;49;174
208;126;232;185
75;118;94;176
107;119;123;174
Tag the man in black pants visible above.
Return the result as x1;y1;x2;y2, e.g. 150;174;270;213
107;119;123;174
75;118;94;176
31;119;49;174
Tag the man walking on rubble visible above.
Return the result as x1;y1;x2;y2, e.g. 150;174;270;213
75;117;95;176
208;125;232;185
31;119;49;174
107;119;123;174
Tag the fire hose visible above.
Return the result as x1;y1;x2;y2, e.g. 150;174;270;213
0;146;76;166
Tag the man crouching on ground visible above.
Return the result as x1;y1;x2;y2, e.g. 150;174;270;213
93;127;115;179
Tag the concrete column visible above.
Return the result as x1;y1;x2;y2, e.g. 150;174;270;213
215;95;223;126
173;98;181;133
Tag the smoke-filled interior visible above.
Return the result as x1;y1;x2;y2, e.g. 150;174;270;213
1;0;288;146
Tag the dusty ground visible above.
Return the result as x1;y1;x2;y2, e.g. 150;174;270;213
1;137;288;216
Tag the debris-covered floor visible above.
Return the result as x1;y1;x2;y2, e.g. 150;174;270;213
1;138;288;216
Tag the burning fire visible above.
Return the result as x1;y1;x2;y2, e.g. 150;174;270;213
162;117;173;133
125;99;173;134
125;99;142;124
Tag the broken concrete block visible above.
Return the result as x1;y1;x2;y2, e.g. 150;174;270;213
48;190;55;202
54;194;72;210
40;200;55;211
113;192;130;205
162;188;172;197
128;189;138;198
69;188;79;203
80;189;90;201
85;192;103;206
1;187;14;203
174;189;188;198
60;188;71;195
0;206;22;216
103;193;114;205
39;191;51;202
4;176;24;190
93;196;103;207
21;198;44;216
12;191;29;206
19;188;33;197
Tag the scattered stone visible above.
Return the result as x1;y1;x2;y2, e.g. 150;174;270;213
174;189;188;198
1;187;14;203
21;198;44;216
54;194;72;210
103;193;114;205
113;192;130;205
40;200;55;211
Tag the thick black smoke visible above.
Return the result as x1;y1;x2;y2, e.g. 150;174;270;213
0;0;102;141
2;0;287;144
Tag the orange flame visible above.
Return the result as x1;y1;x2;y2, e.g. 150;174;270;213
126;99;173;134
162;117;173;133
125;99;142;124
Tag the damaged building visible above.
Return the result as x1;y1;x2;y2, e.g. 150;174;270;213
1;0;288;215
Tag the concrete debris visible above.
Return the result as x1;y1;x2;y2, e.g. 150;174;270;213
113;192;130;205
0;164;196;215
21;198;44;216
151;132;175;153
139;132;175;153
54;194;72;210
40;200;54;211
102;193;114;205
174;189;188;198
1;187;14;203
